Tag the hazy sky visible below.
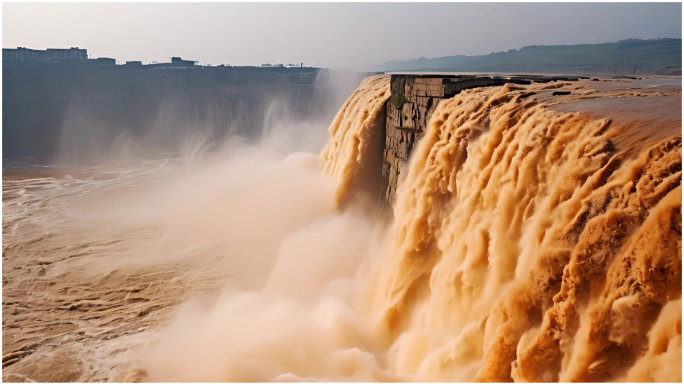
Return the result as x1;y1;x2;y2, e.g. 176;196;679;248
2;2;682;70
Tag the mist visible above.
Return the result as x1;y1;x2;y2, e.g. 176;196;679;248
48;68;366;166
2;70;389;381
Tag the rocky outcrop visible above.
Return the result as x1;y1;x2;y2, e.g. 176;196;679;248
382;74;582;205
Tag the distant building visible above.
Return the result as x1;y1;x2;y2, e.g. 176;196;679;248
170;57;197;67
3;47;87;62
2;47;232;69
260;63;289;68
46;48;88;61
145;57;198;69
93;57;116;66
3;47;41;61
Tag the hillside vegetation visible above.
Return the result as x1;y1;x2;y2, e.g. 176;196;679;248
380;38;681;75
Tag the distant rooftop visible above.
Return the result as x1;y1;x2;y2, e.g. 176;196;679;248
3;46;310;70
3;47;88;62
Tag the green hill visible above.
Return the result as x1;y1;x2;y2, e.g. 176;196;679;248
380;38;682;75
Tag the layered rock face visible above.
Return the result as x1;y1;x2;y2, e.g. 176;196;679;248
381;74;580;205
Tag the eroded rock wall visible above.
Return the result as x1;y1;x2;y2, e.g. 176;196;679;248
381;74;580;205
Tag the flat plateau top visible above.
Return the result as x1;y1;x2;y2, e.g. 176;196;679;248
389;72;585;82
388;73;681;155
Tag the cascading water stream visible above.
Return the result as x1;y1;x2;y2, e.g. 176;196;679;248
322;77;681;382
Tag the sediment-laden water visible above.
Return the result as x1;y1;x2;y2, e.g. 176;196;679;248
3;75;681;382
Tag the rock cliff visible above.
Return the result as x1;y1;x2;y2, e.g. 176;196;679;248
2;62;368;162
382;74;583;205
